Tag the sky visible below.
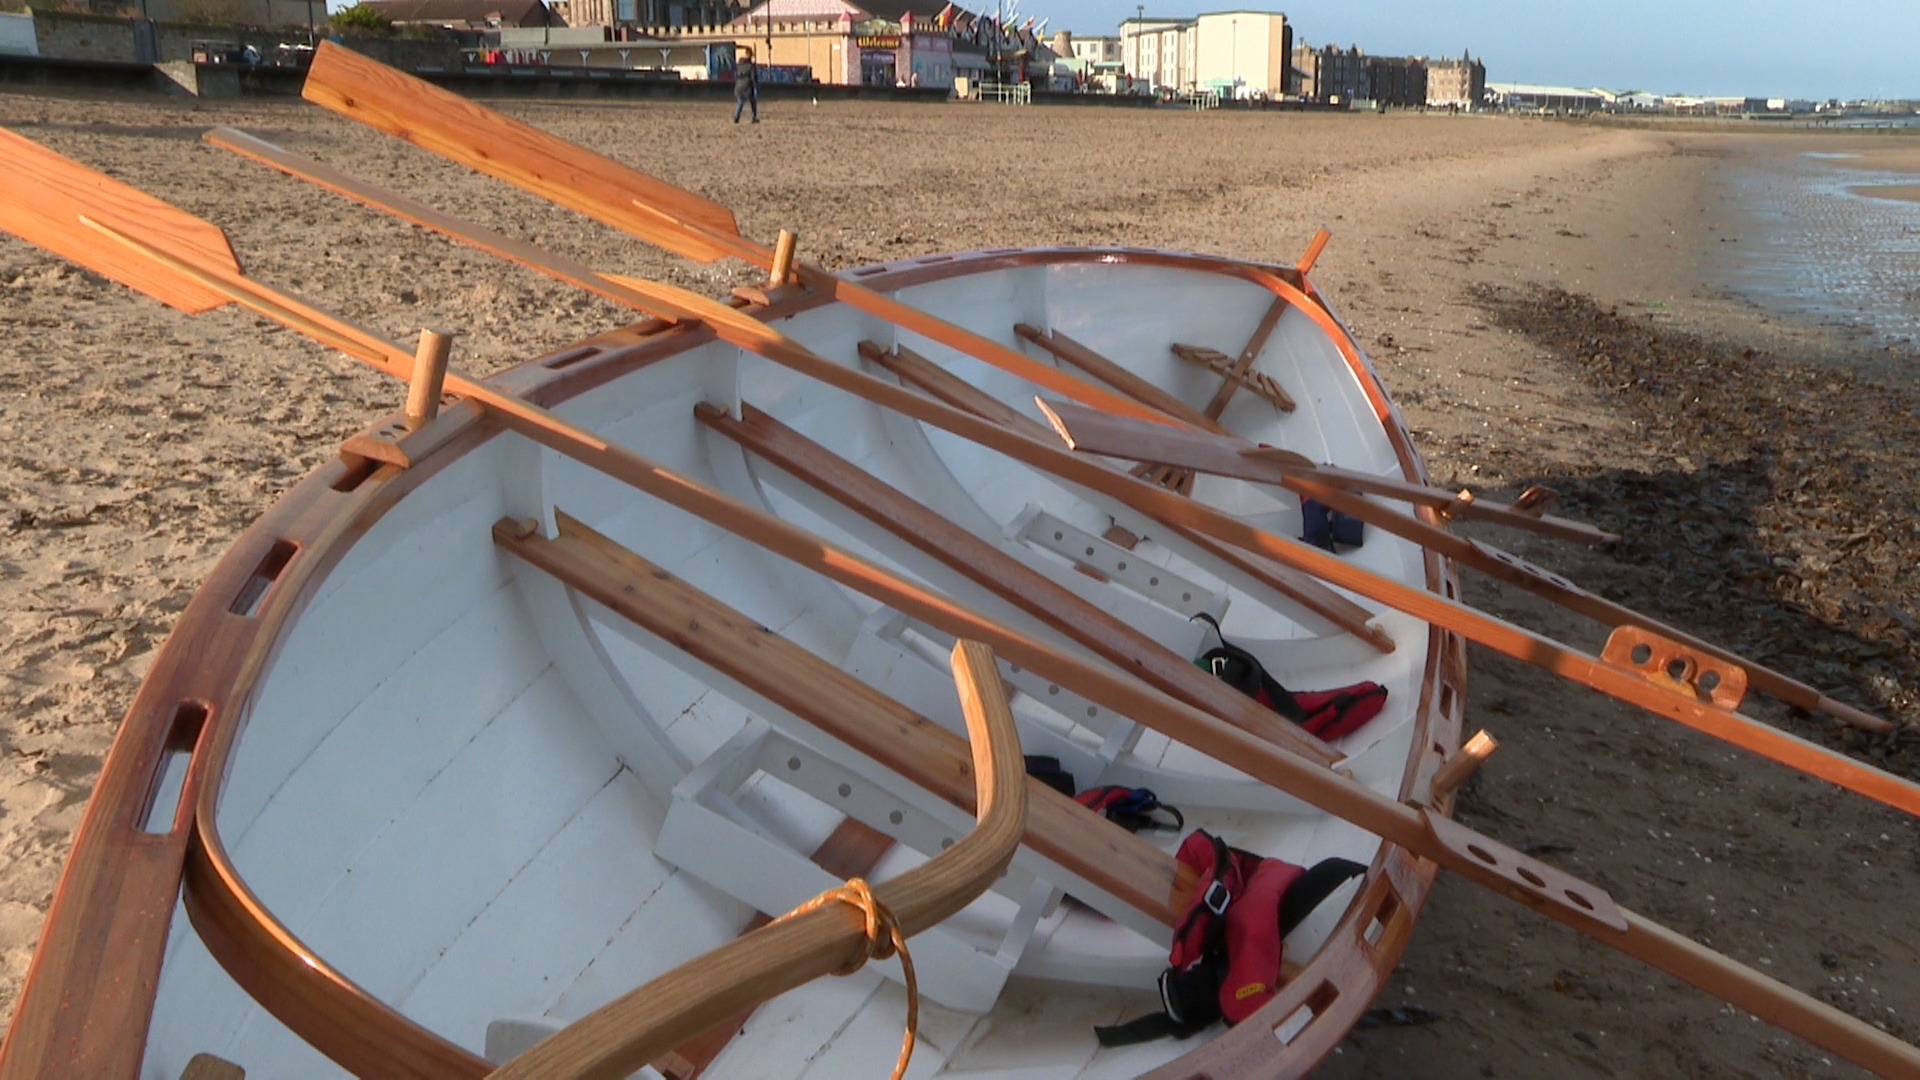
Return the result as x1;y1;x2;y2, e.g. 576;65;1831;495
1048;0;1920;101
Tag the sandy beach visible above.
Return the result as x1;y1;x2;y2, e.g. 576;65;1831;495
2;90;1917;1077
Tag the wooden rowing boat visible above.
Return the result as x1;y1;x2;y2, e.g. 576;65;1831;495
0;233;1462;1077
5;46;1920;1077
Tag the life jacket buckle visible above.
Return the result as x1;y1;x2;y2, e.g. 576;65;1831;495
1203;879;1232;916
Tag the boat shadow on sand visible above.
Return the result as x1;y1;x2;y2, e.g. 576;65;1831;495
1468;285;1919;774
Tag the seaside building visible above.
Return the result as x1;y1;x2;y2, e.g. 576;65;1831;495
1486;82;1603;113
1119;16;1187;93
1291;42;1365;105
1191;11;1289;100
1058;32;1122;91
1424;51;1484;109
1119;9;1288;99
364;0;560;29
1363;53;1423;107
1067;33;1119;65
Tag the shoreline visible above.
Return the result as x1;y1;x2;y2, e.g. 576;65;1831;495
1;96;1915;1076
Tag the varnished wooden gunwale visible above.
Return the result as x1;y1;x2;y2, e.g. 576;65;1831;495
0;248;1458;1080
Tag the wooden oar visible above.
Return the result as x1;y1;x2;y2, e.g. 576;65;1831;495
178;126;1920;814
286;47;1619;550
203;125;1606;553
294;41;1172;429
155;126;1920;817
10;134;1920;1078
1040;397;1898;736
0;130;1342;776
489;640;1029;1080
200;127;1396;656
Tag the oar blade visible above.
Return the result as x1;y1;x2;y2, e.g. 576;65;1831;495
300;42;744;265
0;126;240;313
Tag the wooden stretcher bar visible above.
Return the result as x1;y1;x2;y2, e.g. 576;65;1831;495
1173;343;1298;414
1041;399;1896;736
1201;292;1294;418
698;401;1321;754
494;512;1192;927
486;640;1030;1080
859;342;1397;654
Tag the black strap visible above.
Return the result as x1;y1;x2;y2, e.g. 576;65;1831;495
1188;613;1306;723
1095;961;1226;1046
1279;857;1368;936
1094;1013;1182;1047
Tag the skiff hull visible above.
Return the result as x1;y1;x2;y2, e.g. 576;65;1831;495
3;247;1465;1079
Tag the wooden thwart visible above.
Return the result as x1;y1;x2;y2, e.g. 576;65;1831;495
1015;323;1227;434
495;512;1192;927
486;638;1031;1080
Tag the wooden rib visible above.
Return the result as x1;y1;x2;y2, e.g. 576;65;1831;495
699;401;1324;756
1204;292;1291;419
860;341;1395;653
488;639;1030;1080
655;819;895;1080
1043;398;1896;736
0;126;239;313
495;514;1189;926
1015;323;1228;434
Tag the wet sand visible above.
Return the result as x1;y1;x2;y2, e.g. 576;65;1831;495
1851;183;1920;204
1;92;1916;1077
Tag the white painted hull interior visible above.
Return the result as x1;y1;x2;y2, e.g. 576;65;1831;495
132;252;1455;1079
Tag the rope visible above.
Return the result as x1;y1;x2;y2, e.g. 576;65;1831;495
776;877;918;1080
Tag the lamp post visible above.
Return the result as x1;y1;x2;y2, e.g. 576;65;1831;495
1133;3;1142;86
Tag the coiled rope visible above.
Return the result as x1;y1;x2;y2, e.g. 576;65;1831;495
776;877;918;1080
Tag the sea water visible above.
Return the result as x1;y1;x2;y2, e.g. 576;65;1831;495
1716;149;1920;352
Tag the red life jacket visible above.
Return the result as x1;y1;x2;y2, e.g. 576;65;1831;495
1192;613;1388;741
1096;831;1366;1046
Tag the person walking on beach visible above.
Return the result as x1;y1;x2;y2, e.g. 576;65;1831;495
733;48;759;124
